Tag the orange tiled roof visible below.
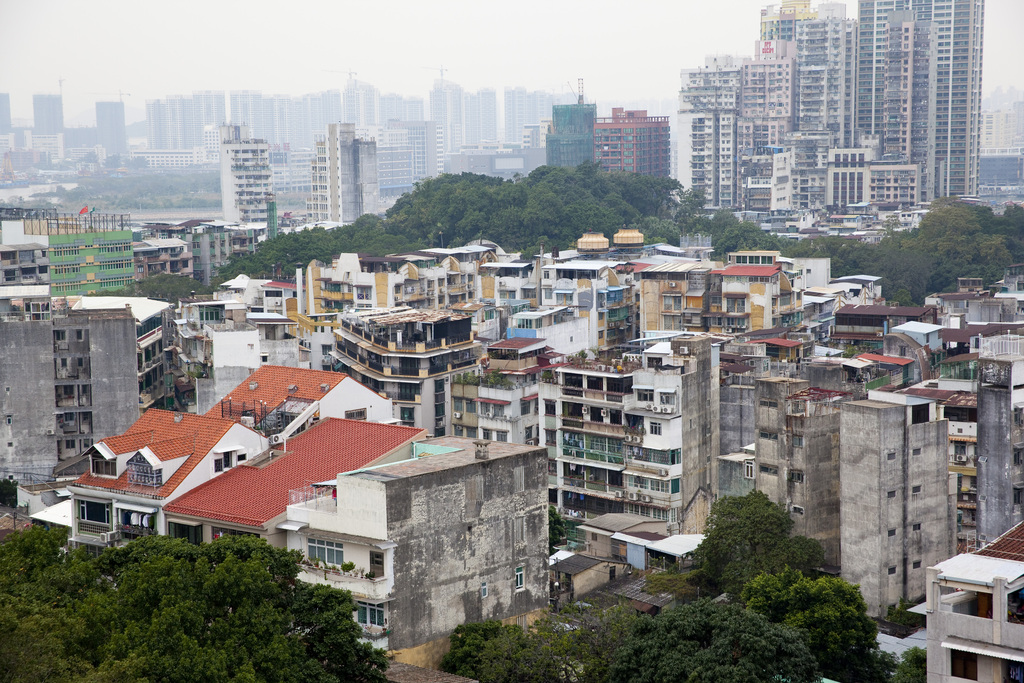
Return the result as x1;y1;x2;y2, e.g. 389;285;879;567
976;521;1024;563
73;409;241;498
205;366;349;420
163;419;426;527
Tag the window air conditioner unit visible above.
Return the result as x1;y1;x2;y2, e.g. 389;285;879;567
615;491;623;499
582;406;590;413
641;494;652;503
628;492;639;501
669;282;677;288
658;468;668;477
646;404;654;412
601;409;609;417
955;455;966;463
453;412;463;419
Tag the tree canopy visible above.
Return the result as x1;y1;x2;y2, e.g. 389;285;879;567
0;527;388;683
608;600;819;683
689;490;824;597
742;569;894;683
87;273;218;305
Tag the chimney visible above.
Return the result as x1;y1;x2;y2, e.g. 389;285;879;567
288;384;298;394
249;381;258;390
174;412;184;423
320;383;330;393
474;440;489;460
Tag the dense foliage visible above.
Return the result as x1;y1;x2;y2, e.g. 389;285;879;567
0;527;388;683
548;505;565;554
892;647;927;683
743;569;895;683
86;273;217;304
220;165;682;278
608;600;819;683
688;490;824;597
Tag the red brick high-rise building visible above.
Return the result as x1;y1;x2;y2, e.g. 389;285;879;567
594;108;671;177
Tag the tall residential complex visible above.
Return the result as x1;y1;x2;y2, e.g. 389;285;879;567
307;123;378;224
594;108;671;176
429;79;464;155
504;88;557;144
794;4;857;147
147;91;226;150
343;79;380;128
760;0;818;40
33;94;64;135
0;93;11;135
739;40;797;152
96;101;127;156
219;124;273;224
463;88;499;145
678;56;742;207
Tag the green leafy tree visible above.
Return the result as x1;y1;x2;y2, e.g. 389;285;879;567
892;647;927;683
689;491;823;597
643;565;699;602
441;621;527;680
548;505;566;554
88;273;218;305
742;569;894;683
0;478;17;507
609;600;819;683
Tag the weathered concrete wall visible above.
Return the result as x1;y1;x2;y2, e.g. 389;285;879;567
76;310;140;445
386;446;549;654
717;455;755;499
0;319;56;480
840;400;954;617
977;377;1024;542
719;383;756;454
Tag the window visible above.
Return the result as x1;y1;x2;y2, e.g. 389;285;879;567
515;565;524;590
912;447;921;456
545;400;556;416
496;431;508;442
792;505;804;514
356;602;385;627
887;490;897;499
759;430;778;441
636;389;654;403
514;466;525;493
792;435;804;447
649;421;662;436
788;471;804;483
912;485;922;494
659;392;676;406
886;451;896;461
1015;488;1023;506
91;457;117;477
888;528;896;537
759;399;778;408
912;560;922;569
744;460;755;479
482;429;492;440
912;523;921;531
78;499;109;524
307;538;343;566
888;566;897;575
481;582;488;598
514;517;526;544
344;408;367;421
168;522;202;545
950;650;977;680
759;464;779;476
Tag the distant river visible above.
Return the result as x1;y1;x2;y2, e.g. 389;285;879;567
0;182;79;203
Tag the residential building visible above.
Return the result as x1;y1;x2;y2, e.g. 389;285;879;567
219;124;273;224
976;334;1024;545
881;11;932;197
924;521;1024;682
0;242;49;287
148;219;265;286
739;41;796;153
332;309;482;435
538;257;636;350
594;108;671;176
546;102;596;168
162;418;425;544
1;290;139;482
793;4;857;147
679;56;743;207
445;148;547;179
637;261;714;334
542;336;720;535
33;94;63;135
430;79;465;155
95;101;127;156
147;91;225;150
770;129;831;210
0;93;10;135
69;296;173;414
67;409;268;549
343;79;381;128
307;123;379;224
752;378;848;564
284;437;550;665
0;209;134;296
840;394;956;617
504;87;557;145
760;0;818;41
706;254;803;334
385;120;441;179
451;337;549;446
981;109;1019;149
132;238;192;280
463;88;499;145
833;304;939;348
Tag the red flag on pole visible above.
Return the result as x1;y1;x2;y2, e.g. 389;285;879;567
79;206;88;215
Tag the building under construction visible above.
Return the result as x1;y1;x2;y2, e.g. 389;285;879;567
546;103;596;168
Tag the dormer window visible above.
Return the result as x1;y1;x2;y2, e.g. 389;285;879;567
91;456;117;477
126;452;162;487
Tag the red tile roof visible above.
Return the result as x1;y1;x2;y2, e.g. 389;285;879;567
711;265;781;277
205;366;349;420
74;410;242;498
976;521;1024;562
163;419;425;527
264;281;297;290
856;353;915;367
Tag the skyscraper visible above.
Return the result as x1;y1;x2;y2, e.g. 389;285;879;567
429;79;464;155
33;94;64;135
147;92;224;150
219;124;272;224
96;101;127;155
307;123;378;224
463;88;498;145
343;80;380;127
0;93;11;135
594;108;671;176
794;3;857;147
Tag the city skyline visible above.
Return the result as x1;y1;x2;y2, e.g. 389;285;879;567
1;0;1021;126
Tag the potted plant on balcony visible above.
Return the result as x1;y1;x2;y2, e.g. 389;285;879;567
341;561;356;574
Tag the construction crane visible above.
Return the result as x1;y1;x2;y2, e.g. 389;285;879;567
88;90;132;102
58;76;66;98
566;78;585;105
322;69;358;82
422;65;447;83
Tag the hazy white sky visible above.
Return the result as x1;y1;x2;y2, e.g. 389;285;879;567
1;0;1021;125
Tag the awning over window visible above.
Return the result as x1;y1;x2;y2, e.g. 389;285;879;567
114;502;158;515
941;637;1024;663
276;521;308;531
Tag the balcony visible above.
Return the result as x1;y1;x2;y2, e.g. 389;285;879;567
298;563;392;601
560;446;625;469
